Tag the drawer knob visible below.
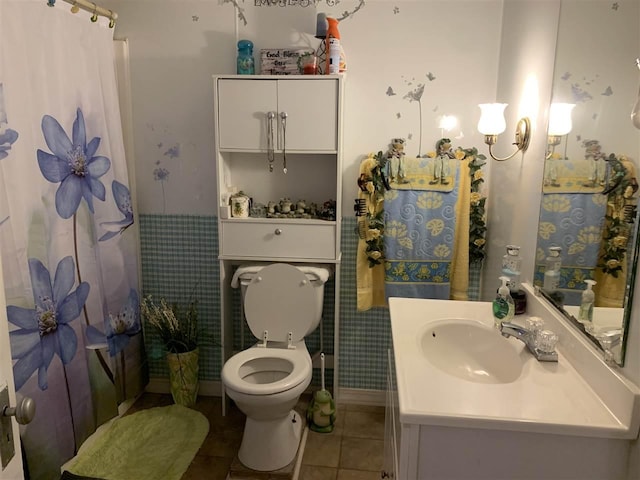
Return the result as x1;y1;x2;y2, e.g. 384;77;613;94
274;228;282;235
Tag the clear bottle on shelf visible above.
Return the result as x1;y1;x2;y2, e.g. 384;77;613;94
501;245;522;292
543;246;562;291
578;279;596;326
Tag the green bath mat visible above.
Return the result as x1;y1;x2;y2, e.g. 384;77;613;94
64;404;209;480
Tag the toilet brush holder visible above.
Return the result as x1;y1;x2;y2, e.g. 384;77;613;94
307;352;336;433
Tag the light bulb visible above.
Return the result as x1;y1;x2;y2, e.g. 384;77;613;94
478;104;507;135
548;103;575;136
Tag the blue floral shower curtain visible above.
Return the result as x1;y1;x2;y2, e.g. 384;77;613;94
0;2;146;478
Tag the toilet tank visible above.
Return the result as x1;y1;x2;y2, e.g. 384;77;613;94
235;264;332;336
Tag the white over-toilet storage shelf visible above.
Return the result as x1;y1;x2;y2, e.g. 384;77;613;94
212;75;344;409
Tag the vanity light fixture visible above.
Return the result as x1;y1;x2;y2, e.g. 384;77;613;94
477;103;531;161
546;103;575;159
547;103;575;142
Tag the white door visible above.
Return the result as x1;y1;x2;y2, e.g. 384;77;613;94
216;79;278;151
276;79;338;152
0;253;24;479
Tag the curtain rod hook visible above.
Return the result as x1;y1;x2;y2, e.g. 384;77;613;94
70;1;79;13
90;3;98;22
108;10;115;28
46;0;56;6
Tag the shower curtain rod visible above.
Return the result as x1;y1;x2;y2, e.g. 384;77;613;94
50;0;118;23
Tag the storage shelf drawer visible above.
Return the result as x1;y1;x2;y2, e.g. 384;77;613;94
220;221;337;260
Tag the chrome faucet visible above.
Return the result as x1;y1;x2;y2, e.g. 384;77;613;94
594;329;622;366
594;329;622;348
500;322;558;362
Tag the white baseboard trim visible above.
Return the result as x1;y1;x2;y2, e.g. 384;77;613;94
144;379;385;407
337;388;386;406
145;378;222;396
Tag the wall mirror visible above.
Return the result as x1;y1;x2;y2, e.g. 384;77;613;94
535;0;640;366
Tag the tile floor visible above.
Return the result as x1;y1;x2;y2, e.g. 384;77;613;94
126;392;385;480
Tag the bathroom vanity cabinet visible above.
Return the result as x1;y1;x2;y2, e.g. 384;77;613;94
385;294;640;480
213;75;344;409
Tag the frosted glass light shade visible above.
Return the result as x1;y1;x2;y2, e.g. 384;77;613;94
478;103;507;135
548;103;575;136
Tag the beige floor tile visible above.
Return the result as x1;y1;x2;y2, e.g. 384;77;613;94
125;392;173;414
337;469;382;480
229;451;296;479
302;430;342;468
181;454;233;480
208;401;247;432
343;410;385;439
327;404;345;436
130;392;387;480
344;404;385;415
299;465;338;480
339;437;384;472
199;428;243;458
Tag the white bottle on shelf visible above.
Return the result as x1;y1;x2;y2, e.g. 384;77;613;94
543;246;562;291
578;279;596;325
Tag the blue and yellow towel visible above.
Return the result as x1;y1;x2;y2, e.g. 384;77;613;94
384;162;463;300
388;156;457;192
535;192;606;305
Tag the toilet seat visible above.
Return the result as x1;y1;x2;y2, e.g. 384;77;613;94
222;347;311;396
244;263;316;343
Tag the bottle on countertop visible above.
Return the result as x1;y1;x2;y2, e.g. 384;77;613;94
325;17;346;74
493;276;515;329
237;39;255;75
502;245;522;292
502;244;526;314
578;279;596;325
543;246;562;291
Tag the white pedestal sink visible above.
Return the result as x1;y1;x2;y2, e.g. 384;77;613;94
387;284;640;480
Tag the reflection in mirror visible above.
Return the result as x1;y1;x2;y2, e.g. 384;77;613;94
535;0;640;366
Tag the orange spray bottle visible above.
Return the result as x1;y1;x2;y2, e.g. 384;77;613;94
325;17;346;74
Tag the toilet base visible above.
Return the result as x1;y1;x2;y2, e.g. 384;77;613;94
237;409;304;472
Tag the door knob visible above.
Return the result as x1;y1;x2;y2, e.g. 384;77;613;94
3;396;36;425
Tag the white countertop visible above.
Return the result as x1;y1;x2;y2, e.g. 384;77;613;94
388;296;639;439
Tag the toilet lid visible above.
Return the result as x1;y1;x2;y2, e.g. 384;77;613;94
244;263;316;342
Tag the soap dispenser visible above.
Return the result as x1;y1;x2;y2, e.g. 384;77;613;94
493;276;515;329
578;279;596;326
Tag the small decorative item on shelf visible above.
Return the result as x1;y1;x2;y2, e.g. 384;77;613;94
261;197;334;220
280;197;293;214
260;48;314;75
141;296;200;407
300;53;319;75
318;199;337;221
230;191;250;218
250;202;267;218
237;40;255;75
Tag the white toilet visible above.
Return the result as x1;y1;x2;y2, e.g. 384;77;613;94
221;262;331;472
